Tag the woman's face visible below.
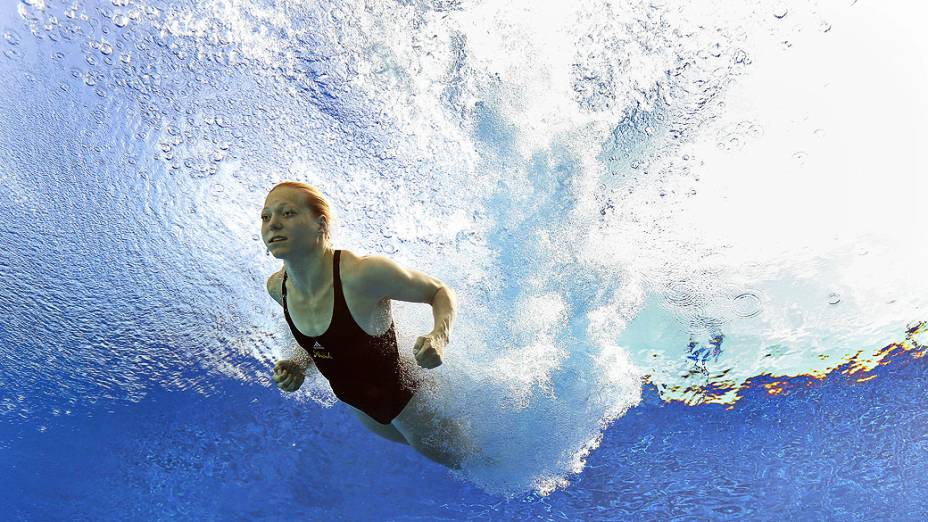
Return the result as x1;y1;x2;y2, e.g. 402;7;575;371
261;187;325;258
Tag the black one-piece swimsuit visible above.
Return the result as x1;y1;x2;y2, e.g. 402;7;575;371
281;250;419;424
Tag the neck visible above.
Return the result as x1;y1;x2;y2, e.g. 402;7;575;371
284;247;335;296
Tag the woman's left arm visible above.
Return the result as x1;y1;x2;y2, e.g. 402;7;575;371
361;255;458;367
427;286;457;344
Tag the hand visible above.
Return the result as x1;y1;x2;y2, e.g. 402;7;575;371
413;333;446;369
272;359;305;392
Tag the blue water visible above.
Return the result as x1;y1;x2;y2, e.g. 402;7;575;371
3;0;927;519
4;350;927;520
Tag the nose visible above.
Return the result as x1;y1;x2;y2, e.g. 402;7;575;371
265;221;282;239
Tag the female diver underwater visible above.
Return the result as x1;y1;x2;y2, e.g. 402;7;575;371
262;181;473;469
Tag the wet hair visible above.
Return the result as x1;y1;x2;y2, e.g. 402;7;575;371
269;181;335;251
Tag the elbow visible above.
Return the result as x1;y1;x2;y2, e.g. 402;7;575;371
431;283;456;304
430;284;445;304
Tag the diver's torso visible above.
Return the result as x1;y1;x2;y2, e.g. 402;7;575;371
278;249;419;425
278;249;394;339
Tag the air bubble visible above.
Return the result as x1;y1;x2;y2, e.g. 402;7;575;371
827;293;841;305
733;292;762;318
666;280;696;306
113;14;129;28
3;29;21;46
773;8;788;19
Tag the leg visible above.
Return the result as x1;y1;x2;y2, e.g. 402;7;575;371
391;392;475;470
348;404;410;445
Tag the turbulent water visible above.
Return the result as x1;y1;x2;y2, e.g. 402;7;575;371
1;0;925;496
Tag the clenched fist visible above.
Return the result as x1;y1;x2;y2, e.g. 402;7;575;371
413;333;446;369
272;359;305;392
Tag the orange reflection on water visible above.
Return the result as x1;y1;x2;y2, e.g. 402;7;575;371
646;321;926;407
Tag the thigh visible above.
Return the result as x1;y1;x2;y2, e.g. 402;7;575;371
391;392;473;469
392;392;465;450
390;390;433;443
348;404;409;445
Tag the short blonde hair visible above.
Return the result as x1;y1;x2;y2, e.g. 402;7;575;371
269;181;335;252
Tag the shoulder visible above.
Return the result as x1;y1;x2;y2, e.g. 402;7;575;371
344;250;445;304
342;251;394;282
338;249;374;288
334;250;387;301
266;267;284;307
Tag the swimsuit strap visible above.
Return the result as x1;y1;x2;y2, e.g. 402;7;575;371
332;250;344;316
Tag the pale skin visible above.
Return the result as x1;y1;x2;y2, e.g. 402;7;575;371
261;186;470;469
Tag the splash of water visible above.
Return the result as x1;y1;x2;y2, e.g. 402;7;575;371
1;0;925;496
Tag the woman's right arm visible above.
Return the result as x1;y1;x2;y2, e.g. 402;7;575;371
266;268;285;307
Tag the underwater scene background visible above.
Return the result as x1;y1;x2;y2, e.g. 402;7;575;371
1;0;926;519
